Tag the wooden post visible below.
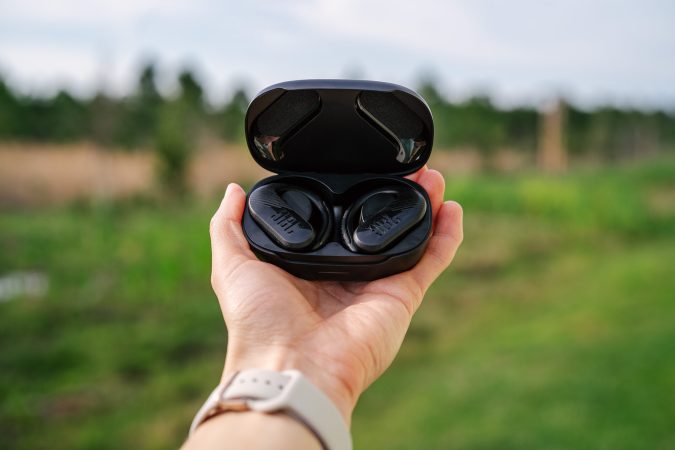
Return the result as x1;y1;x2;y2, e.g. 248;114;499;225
538;99;567;172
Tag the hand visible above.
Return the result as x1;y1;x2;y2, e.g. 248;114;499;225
209;166;463;422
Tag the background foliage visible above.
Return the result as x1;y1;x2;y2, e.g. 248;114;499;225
1;158;674;449
1;64;674;161
1;62;674;450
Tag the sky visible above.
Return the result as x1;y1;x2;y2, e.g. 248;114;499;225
1;0;674;109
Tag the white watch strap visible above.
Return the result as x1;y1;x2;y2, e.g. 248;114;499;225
189;369;352;450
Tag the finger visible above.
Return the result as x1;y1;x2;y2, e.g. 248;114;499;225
415;169;445;221
370;200;462;314
210;183;254;269
410;201;463;293
404;165;428;183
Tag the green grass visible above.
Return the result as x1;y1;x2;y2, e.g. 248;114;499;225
1;157;675;449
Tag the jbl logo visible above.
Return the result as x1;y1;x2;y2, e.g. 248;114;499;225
271;210;299;234
367;214;401;236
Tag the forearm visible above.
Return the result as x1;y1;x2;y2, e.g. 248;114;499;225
182;411;322;450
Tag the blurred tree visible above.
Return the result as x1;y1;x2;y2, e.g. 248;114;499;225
178;70;205;114
15;92;87;142
47;91;89;141
87;92;124;147
137;63;163;114
566;106;592;156
155;99;191;194
447;96;507;153
416;78;537;156
656;111;675;151
417;79;444;107
153;69;207;194
175;68;208;139
0;78;22;138
118;62;164;148
506;107;538;152
218;88;249;143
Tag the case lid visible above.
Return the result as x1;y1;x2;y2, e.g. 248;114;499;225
245;79;434;176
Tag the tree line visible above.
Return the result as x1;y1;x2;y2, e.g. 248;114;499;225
1;63;674;162
417;82;675;160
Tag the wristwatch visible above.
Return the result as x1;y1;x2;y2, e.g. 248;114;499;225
189;369;352;450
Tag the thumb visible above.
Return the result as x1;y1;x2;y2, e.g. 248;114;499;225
210;183;255;276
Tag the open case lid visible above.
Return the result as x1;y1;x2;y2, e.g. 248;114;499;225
245;79;434;176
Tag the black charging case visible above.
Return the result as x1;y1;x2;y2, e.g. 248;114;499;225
241;79;434;281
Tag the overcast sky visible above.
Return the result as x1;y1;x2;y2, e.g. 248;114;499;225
1;0;674;108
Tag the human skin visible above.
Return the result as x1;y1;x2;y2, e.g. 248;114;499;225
183;166;463;449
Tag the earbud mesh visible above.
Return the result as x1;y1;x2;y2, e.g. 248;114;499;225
357;91;424;138
256;90;321;136
357;91;426;163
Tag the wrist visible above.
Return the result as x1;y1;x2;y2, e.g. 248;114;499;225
222;344;359;424
186;411;322;450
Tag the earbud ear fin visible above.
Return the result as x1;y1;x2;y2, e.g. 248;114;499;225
353;188;426;253
281;189;313;222
359;191;398;223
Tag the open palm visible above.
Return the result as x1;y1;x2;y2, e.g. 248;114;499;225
209;166;463;421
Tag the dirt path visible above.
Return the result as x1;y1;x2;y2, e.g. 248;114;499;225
0;143;272;207
0;143;495;207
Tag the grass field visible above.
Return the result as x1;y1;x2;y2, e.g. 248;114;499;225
1;157;674;449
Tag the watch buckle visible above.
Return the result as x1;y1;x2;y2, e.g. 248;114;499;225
222;398;250;412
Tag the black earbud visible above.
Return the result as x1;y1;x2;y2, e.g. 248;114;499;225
343;186;427;253
250;182;426;254
248;183;331;251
